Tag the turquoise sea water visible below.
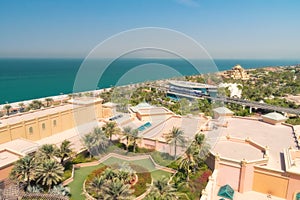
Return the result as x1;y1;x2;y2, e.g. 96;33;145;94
0;58;299;104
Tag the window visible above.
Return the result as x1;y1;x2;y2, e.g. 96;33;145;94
53;120;57;127
29;127;33;134
42;123;46;130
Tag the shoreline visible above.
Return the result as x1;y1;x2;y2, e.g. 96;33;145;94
1;64;300;108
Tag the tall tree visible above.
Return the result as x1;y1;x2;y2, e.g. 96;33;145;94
35;159;64;191
165;127;186;159
193;133;210;161
18;102;25;112
36;144;58;160
56;140;74;165
4;104;11;116
179;143;197;181
45;98;54;107
10;155;35;187
29;100;43;110
103;121;120;142
130;129;139;153
82;127;109;156
123;126;132;151
147;176;178;200
87;176;106;198
123;126;139;152
101;178;134;200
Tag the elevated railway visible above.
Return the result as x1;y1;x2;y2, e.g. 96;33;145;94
149;83;300;115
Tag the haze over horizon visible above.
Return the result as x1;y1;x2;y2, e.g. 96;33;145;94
1;0;300;59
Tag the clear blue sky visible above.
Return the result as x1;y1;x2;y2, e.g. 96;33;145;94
0;0;300;59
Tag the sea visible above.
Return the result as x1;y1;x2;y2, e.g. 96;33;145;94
0;58;300;104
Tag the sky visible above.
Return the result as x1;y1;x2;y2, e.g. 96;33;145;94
0;0;300;59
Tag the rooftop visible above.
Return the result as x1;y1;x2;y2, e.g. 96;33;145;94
0;150;21;168
137;107;173;115
0;138;39;155
141;115;205;141
262;112;287;121
206;117;295;170
213;107;234;114
212;137;265;161
0;104;74;127
68;97;103;105
129;102;153;113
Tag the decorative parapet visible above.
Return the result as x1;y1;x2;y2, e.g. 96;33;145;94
283;147;300;175
209;136;269;168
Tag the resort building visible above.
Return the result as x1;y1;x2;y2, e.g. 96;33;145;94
0;98;104;144
113;102;208;154
167;80;218;99
223;65;250;80
201;115;300;200
0;97;112;181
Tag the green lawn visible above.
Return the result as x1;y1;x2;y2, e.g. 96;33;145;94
151;169;171;180
68;164;104;200
102;157;156;171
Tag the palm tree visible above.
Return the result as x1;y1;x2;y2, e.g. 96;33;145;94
45;98;54;107
82;127;110;156
130;129;139;153
4;104;11;116
87;176;106;198
147;176;178;200
49;184;71;196
10;155;35;187
165;127;186;159
35;159;64;191
123;126;139;152
56;140;74;165
193;133;210;161
101;178;134;200
18;102;25;112
29;100;43;110
36;144;58;160
103;121;120;142
179;143;197;181
123;126;132;151
82;133;96;158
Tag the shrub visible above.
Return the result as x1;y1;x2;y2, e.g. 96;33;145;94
72;151;96;164
133;172;151;197
62;169;72;181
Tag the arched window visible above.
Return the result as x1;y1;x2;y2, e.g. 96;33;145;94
53;120;57;127
29;127;33;134
42;123;46;130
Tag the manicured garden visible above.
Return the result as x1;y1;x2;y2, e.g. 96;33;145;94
68;156;172;200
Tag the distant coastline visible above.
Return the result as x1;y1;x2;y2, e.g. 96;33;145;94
0;58;300;104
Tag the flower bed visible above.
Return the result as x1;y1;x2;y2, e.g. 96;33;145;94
84;164;152;199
